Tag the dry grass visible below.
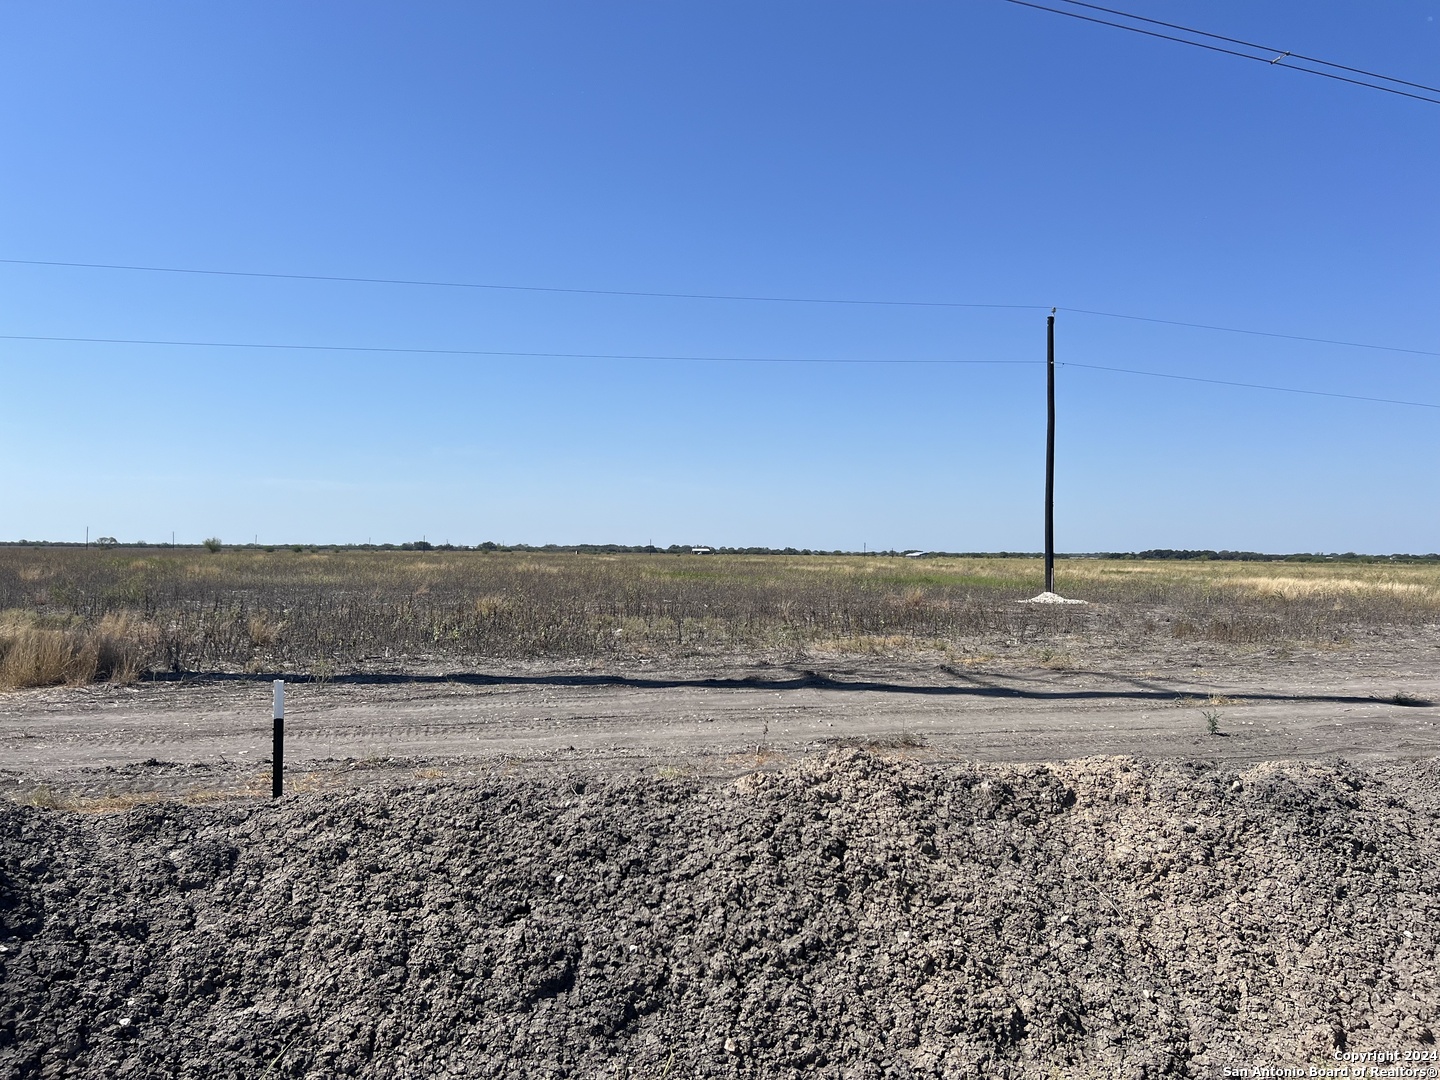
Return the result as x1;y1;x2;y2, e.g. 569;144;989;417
828;732;928;750
246;610;281;647
15;788;172;813
0;548;1437;688
9;772;303;813
1391;691;1432;707
0;610;154;689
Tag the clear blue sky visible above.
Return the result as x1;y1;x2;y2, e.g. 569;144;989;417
2;1;1436;552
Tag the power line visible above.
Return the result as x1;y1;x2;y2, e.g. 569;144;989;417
999;0;1440;106
4;255;1434;359
1063;361;1440;410
1060;308;1440;359
0;332;1035;366
0;258;1042;312
1056;0;1440;95
6;330;1435;410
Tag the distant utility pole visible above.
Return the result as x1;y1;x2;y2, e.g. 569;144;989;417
1045;310;1056;594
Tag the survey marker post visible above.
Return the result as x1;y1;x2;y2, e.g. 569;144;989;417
272;680;284;798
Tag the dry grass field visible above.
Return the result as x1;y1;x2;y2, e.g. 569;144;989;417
2;546;1438;688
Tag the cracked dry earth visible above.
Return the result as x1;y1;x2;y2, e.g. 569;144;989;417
2;751;1438;1079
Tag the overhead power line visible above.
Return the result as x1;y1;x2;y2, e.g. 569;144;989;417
0;258;1040;312
5;331;1435;410
0;333;1032;366
999;0;1440;106
1055;0;1440;95
1062;361;1440;410
1061;308;1440;359
3;256;1434;358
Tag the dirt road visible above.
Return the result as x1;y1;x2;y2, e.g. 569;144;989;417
3;645;1436;799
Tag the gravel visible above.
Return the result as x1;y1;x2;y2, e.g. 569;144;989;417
2;751;1437;1078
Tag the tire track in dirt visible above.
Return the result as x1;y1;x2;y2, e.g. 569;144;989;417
3;659;1438;794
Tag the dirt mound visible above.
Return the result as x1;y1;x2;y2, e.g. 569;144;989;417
2;752;1437;1078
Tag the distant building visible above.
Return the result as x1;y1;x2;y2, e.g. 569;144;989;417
691;546;713;555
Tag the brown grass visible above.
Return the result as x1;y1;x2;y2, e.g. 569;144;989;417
0;547;1437;687
11;776;282;813
246;610;282;647
0;610;154;689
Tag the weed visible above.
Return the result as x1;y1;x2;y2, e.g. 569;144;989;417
830;732;927;750
1203;709;1223;736
1391;692;1431;707
946;650;996;668
247;611;281;647
56;790;170;814
1035;647;1074;670
18;785;65;809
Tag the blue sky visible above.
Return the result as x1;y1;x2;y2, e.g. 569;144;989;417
2;1;1436;552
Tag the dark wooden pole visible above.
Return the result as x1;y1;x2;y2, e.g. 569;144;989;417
1045;313;1056;594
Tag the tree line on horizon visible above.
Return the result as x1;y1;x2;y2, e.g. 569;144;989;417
2;540;1438;562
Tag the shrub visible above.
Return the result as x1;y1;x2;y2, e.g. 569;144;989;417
202;538;222;554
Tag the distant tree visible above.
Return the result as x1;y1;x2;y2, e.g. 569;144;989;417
203;537;222;553
95;536;118;548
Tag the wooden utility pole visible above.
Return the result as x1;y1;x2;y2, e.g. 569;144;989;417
1045;311;1056;594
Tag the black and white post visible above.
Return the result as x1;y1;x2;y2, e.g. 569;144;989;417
1045;311;1056;595
272;679;284;798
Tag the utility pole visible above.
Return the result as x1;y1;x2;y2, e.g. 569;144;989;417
1045;310;1056;594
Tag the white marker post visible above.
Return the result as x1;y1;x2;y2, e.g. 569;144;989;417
272;680;285;798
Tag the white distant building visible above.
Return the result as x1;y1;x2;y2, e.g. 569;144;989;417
904;550;927;558
691;546;713;555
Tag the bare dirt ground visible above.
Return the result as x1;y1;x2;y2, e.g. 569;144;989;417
2;631;1437;802
3;751;1438;1079
3;628;1439;1078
